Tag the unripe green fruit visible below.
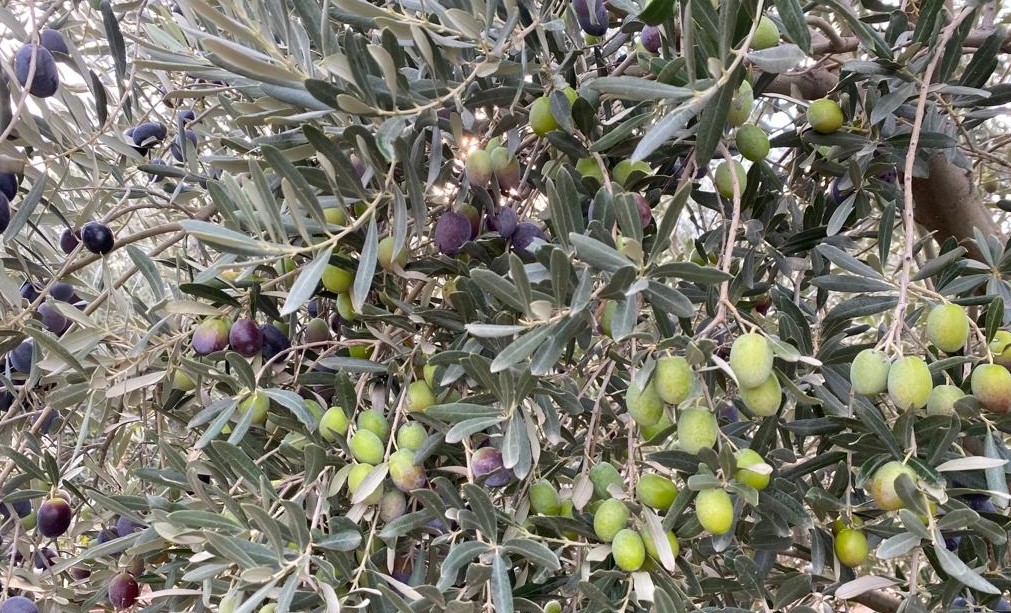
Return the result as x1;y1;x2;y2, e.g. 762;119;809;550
613;159;651;186
529;480;562;515
887;356;932;410
627;378;664;426
304;317;330;343
489;147;521;191
926;303;970;353
356;408;390;441
990;330;1011;368
529;97;556;136
926;384;965;416
850;349;891;395
695;488;734;535
575;157;605;183
407;380;436;413
729;333;773;388
834;528;869;567
677;408;718;454
751;16;780;50
466;149;493;186
349;429;385;465
971;363;1011;413
635;473;678;509
640;410;673;441
642;529;679;560
735;124;770;162
319;406;350;441
739;374;782;417
396;422;427;450
807;98;844;134
172;370;196;392
600;300;617;338
654;356;693;405
726;81;753;127
323;207;348;226
377;236;408;269
589;462;623;499
389;448;427;491
379;490;408;522
735;448;771;490
321;264;354;293
238;390;269;425
545;601;562;613
714;160;748;199
335;293;357;322
869;460;917;511
611;528;646;571
347;463;383;505
593;498;630;542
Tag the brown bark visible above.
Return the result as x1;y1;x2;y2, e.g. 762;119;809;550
911;154;1001;259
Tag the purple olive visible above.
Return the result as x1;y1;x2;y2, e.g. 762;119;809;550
130;122;167;154
37;303;68;334
0;596;39;613
191;319;230;355
511;222;546;260
641;26;661;53
486;207;518;239
434;211;472;256
37;497;72;538
81;221;115;254
20;282;40;302
39;29;69;56
50;281;75;302
472;447;512;486
115;515;142;537
9;339;34;373
0;193;8;235
260;324;291;362
574;0;608;36
633;193;652;228
228;319;263;357
14;44;59;98
59;228;80;254
0;174;17;200
108;572;140;610
170;129;198;161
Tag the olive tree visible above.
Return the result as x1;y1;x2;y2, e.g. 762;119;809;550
0;0;1009;612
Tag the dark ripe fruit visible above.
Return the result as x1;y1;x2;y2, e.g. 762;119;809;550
191;318;230;355
60;228;80;254
260;324;290;361
487;207;518;239
20;281;40;301
574;0;608;36
14;44;59;98
179;110;196;123
39;29;70;55
37;497;72;537
971;363;1011;413
33;546;56;569
633;194;652;228
229;319;263;357
81;221;115;254
0;596;39;613
109;572;140;610
0;193;9;235
171;129;198;161
512;222;546;260
329;312;341;335
389;448;428;492
964;493;996;514
115;515;142;537
307;299;319;318
50;281;75;302
130;122;167;152
641;25;661;53
304;317;330;344
434;211;472;256
29;410;58;434
473;447;513;486
0;390;14;412
97;527;119;544
0;174;17;200
0;497;31;519
10;339;34;373
38;303;68;334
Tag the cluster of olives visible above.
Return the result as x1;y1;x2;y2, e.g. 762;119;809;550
850;302;1011;415
12;29;68;100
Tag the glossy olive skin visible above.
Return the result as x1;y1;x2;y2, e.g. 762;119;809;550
81;221;115;254
37;497;72;538
14;44;59;98
108;572;140;610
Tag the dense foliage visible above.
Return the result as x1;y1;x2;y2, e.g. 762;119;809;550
1;0;1011;612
